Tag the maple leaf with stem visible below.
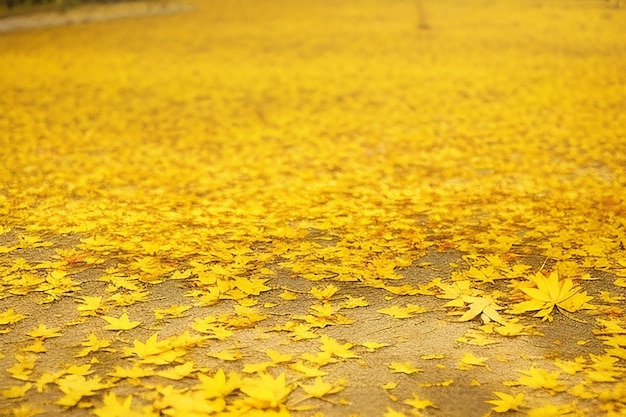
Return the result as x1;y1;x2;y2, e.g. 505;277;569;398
508;271;594;321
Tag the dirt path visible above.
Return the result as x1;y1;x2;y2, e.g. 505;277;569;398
0;1;190;33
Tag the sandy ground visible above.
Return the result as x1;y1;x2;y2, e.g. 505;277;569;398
0;232;613;417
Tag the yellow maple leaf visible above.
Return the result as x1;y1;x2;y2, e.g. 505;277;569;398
107;363;154;380
75;333;112;357
279;290;299;301
389;361;423;375
7;353;37;380
20;339;47;353
458;352;488;370
5;404;44;417
232;277;271;295
361;341;390;352
242;362;274;374
240;373;293;409
377;304;426;318
266;349;293;364
485;392;525;412
510;366;568;393
319;335;359;359
421;354;445;360
93;392;133;417
102;312;141;331
466;265;501;283
301;351;337;366
154;304;192;320
123;333;169;362
55;374;109;406
195;369;241;398
64;364;94;376
159;391;226;415
457;295;505;324
289;323;318;341
157;361;196;380
403;393;437;410
554;357;586;375
229;305;267;327
493;319;535;337
509;271;594;321
341;295;369;308
0;308;26;325
26;324;62;339
289;361;328;378
1;382;33;399
300;376;346;398
76;296;104;316
310;284;340;300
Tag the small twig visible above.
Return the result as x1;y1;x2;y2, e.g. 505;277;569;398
557;307;588;324
271;286;310;294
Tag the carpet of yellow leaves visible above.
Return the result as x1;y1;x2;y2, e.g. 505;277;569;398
1;0;626;416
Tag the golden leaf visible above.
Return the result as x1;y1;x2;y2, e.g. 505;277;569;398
389;361;423;375
403;393;437;410
240;373;293;409
509;271;594;321
377;304;426;319
458;352;488;370
485;392;525;413
1;382;33;399
300;376;346;398
102;313;141;331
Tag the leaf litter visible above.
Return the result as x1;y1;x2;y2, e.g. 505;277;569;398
0;0;625;416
